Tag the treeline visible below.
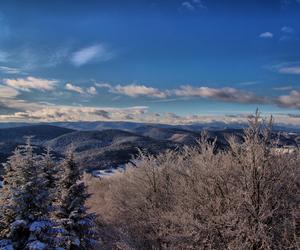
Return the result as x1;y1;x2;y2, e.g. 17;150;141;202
0;140;99;250
89;112;300;249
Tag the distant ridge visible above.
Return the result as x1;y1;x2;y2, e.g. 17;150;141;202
0;125;74;144
44;129;176;170
0;124;298;175
0;121;299;133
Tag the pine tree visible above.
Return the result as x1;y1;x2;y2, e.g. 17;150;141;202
0;149;23;249
56;152;99;250
41;148;60;196
0;138;58;249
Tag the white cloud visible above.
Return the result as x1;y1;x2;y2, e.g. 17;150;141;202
277;90;300;109
96;83;168;98
71;44;114;66
65;83;85;94
181;0;206;11
174;85;267;104
259;32;274;38
65;83;98;95
87;86;98;95
3;76;58;91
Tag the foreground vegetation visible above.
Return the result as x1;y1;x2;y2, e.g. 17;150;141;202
0;112;299;249
88;113;300;249
0;141;99;250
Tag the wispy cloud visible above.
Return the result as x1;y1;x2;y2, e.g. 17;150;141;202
273;86;293;91
96;83;271;104
96;83;168;98
278;66;300;74
238;81;260;86
0;66;23;74
259;32;274;38
65;83;85;94
65;83;98;95
71;44;114;66
181;0;206;11
271;62;300;75
182;1;196;11
3;76;58;91
281;26;294;33
279;26;295;41
173;85;267;104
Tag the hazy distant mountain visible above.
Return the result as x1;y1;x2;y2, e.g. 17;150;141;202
0;121;300;133
0;124;298;175
0;125;74;144
0;122;31;129
0;125;73;172
44;129;177;170
132;125;202;144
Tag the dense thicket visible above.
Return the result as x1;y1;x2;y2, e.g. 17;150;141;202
88;113;300;249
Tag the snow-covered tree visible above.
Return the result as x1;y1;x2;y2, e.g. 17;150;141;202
0;138;58;249
56;152;99;250
0;149;23;246
41;148;60;197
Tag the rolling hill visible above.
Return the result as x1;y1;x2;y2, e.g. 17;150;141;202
44;129;177;170
0;124;298;176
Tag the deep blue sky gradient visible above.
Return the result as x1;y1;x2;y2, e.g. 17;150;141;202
0;0;299;119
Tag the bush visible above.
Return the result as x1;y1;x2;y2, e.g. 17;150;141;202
88;113;300;249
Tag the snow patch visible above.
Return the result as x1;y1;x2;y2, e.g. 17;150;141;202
92;164;126;178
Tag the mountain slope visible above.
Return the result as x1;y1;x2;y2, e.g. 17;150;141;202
45;129;177;170
132;125;202;144
0;125;74;144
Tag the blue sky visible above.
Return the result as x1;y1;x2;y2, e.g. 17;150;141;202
0;0;300;125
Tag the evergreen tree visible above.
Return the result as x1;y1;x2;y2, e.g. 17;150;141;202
41;148;60;196
56;152;99;250
0;149;23;249
0;138;58;249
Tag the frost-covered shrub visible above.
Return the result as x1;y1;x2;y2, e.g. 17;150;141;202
90;112;300;249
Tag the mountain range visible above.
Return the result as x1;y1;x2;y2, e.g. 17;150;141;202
0;122;299;176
